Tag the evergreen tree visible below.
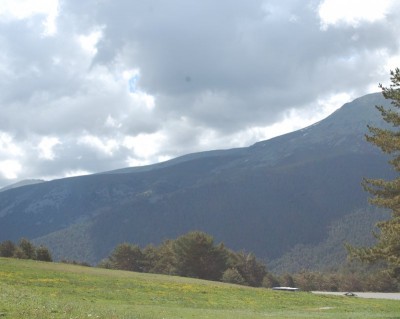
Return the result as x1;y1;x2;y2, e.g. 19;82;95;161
0;240;16;257
141;244;160;273
230;251;267;287
108;243;144;272
173;231;228;280
348;68;400;277
222;268;246;285
36;245;53;262
16;238;36;260
142;241;176;275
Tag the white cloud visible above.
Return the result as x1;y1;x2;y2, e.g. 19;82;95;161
105;115;122;129
0;0;59;35
38;136;61;160
78;29;103;56
64;169;91;178
318;0;392;29
78;135;119;157
0;160;21;179
123;132;166;159
0;132;23;157
0;0;400;187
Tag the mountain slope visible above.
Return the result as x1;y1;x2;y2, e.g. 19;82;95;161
270;207;390;273
0;179;45;192
0;93;394;267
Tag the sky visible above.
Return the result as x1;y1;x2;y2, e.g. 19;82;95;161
0;0;399;188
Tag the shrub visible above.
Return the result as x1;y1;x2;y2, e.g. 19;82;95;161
222;268;246;285
36;246;53;262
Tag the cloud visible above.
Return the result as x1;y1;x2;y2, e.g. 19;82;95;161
318;0;392;29
0;0;400;187
0;0;59;35
0;160;21;179
38;136;61;160
89;0;398;127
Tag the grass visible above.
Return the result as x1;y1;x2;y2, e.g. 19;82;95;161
0;257;399;318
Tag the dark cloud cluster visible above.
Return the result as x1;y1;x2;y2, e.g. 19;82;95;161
0;0;399;187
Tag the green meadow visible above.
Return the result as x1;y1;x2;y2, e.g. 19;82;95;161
0;257;399;319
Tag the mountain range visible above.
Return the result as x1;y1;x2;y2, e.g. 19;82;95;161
0;92;395;271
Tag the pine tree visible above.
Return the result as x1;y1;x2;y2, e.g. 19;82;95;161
16;238;36;260
228;251;267;287
349;68;400;277
108;243;144;272
0;240;16;257
36;245;53;262
173;231;228;280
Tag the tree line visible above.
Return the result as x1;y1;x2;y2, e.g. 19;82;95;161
99;231;269;287
0;238;52;262
1;233;398;291
98;230;399;291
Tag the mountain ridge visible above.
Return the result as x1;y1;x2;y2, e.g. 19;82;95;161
0;179;46;192
0;92;394;270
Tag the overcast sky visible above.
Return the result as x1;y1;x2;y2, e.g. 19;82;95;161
0;0;399;187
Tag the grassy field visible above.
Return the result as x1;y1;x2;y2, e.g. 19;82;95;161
0;258;399;318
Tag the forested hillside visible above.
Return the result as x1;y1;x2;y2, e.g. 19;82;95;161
270;207;390;273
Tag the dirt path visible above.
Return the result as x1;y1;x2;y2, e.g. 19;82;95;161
312;291;400;300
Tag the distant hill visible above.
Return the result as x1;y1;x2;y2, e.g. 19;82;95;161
0;179;45;192
0;93;394;270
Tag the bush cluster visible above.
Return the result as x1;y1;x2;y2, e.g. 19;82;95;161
0;238;52;262
99;231;269;287
100;231;400;291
